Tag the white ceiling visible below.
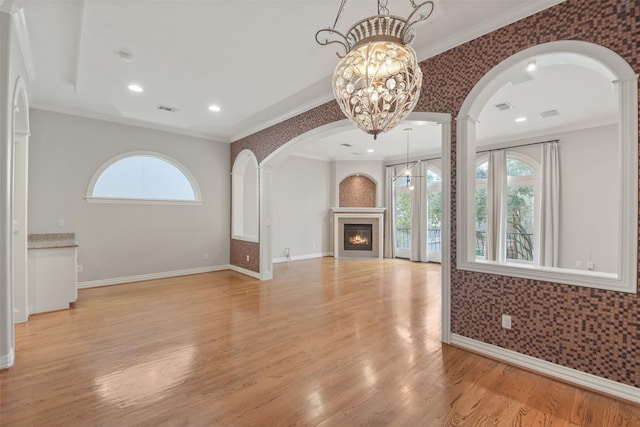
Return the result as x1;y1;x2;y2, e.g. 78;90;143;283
19;0;602;161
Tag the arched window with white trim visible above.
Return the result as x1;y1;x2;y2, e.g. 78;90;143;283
86;152;201;204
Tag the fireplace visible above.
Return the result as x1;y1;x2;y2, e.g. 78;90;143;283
331;207;385;259
344;224;373;251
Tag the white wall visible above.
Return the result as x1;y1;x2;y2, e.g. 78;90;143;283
558;124;618;272
272;155;331;261
333;160;385;207
28;109;230;283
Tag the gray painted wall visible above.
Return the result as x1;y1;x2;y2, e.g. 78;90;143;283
272;155;332;261
28;109;230;283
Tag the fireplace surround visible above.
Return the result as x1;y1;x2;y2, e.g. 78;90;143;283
331;208;385;259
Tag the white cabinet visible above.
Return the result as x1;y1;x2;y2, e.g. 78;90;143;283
28;246;78;314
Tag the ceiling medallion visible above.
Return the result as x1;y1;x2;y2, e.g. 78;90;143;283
316;0;434;139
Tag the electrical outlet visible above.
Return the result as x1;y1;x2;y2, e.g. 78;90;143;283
246;255;250;262
502;314;512;330
203;253;209;260
575;260;582;268
586;261;594;271
77;264;83;273
57;218;64;227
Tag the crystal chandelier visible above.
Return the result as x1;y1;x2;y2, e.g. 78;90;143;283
316;0;434;139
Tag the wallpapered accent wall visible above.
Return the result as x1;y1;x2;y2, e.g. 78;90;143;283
230;0;639;387
339;175;376;208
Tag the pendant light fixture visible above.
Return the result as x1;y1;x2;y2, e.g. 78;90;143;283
316;0;434;139
395;127;422;190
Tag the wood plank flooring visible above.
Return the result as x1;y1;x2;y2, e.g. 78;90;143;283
1;258;638;426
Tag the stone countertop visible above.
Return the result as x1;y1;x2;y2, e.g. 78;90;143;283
28;233;78;249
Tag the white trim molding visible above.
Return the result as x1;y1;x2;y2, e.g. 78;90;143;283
451;334;640;404
228;265;261;280
78;265;230;289
273;252;332;264
0;348;15;369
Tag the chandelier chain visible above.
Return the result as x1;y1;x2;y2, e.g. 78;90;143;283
330;0;349;31
378;0;389;16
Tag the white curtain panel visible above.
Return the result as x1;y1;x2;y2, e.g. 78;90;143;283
486;150;507;262
384;166;396;258
410;161;428;262
538;141;560;267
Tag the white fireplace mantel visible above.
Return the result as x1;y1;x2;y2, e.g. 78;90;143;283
330;207;386;214
331;207;386;259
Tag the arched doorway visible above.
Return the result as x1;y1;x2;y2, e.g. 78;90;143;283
258;112;452;342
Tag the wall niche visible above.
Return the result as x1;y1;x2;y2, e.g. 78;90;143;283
339;175;376;208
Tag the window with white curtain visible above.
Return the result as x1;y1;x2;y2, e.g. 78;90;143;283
475;153;538;263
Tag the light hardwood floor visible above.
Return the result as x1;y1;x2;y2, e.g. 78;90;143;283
1;258;639;426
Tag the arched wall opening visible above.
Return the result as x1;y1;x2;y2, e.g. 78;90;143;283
256;112;452;340
456;40;637;293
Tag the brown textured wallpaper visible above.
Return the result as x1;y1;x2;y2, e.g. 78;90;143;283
339;175;376;207
230;0;640;387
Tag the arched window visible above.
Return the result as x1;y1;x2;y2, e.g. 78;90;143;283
87;152;201;204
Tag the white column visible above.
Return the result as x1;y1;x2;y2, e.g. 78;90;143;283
259;166;273;280
0;7;15;368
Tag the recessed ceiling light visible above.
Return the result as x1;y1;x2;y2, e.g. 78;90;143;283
526;60;537;72
208;105;221;112
367;149;374;153
128;84;144;93
515;117;527;122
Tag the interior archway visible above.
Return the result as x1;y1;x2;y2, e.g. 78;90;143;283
259;112;452;342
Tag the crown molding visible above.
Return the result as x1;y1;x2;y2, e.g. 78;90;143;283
230;1;566;144
415;0;567;61
30;103;229;143
229;85;334;143
12;8;36;81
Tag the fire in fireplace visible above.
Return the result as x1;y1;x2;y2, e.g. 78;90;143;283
344;224;373;251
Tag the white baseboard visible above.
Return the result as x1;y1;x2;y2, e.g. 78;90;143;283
228;265;261;279
78;265;231;289
451;334;640;404
273;252;332;264
0;348;14;369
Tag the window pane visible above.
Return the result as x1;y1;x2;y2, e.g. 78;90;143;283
93;155;196;201
475;188;487;257
506;184;535;261
427;169;441;183
427;190;441;253
476;162;488;179
507;158;536;176
395;182;411;250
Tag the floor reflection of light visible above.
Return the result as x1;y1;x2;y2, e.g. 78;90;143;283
94;345;195;407
308;389;324;419
395;325;413;343
363;362;377;387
